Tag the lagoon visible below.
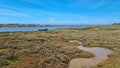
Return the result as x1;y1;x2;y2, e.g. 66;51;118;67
0;25;86;32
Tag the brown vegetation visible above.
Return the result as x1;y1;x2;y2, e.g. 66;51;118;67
0;29;93;68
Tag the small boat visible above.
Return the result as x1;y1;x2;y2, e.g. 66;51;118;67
38;29;48;32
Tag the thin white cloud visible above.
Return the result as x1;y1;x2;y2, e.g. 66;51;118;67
23;0;56;10
90;0;110;9
0;4;57;18
0;4;31;17
77;0;111;9
48;18;56;21
23;16;108;25
0;8;30;17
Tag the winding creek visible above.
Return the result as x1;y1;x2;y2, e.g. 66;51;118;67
69;40;112;68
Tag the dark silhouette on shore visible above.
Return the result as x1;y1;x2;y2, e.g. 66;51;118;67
38;29;48;32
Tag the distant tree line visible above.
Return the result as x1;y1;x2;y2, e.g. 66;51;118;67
0;23;64;28
112;23;120;25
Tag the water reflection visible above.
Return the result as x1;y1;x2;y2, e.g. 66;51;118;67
69;40;112;68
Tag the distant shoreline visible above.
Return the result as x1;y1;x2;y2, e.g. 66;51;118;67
0;24;62;28
0;24;88;28
1;23;120;28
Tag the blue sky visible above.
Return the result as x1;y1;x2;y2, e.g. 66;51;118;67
0;0;120;25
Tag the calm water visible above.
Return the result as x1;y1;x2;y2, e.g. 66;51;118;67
69;40;112;68
0;25;86;32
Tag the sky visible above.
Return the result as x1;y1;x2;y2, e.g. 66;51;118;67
0;0;120;25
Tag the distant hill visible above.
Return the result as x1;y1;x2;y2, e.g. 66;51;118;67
112;23;120;25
